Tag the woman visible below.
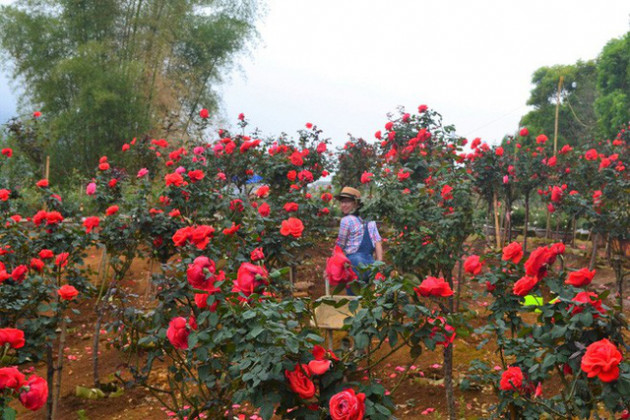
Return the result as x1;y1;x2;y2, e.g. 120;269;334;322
334;187;382;289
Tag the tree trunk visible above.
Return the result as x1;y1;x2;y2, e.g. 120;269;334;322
545;211;551;239
52;318;67;419
616;266;624;311
455;259;463;312
523;194;530;254
444;270;456;420
503;197;512;246
46;344;54;420
589;232;599;271
493;193;501;249
444;344;455;420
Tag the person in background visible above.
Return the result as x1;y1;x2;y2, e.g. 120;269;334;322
334;187;382;291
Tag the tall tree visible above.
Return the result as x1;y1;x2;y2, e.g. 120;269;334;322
595;32;630;139
0;0;261;180
519;61;598;146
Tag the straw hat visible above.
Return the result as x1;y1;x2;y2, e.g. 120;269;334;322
334;186;361;202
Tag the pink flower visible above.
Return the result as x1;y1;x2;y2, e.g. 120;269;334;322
86;182;96;195
137;168;149;178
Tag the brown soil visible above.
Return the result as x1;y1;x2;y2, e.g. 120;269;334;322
10;238;628;419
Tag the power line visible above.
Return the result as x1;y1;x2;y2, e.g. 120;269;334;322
463;104;528;138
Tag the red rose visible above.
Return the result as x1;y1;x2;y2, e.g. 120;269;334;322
428;317;456;347
122;143;130;151
397;169;410;181
329;388;365;420
232;262;268;296
418;104;428;113
0;367;26;390
289;151;304;166
536;134;548;144
186;256;221;291
194;293;218;312
55;252;69;268
463;255;482;276
58;284;79;301
250;247;265;262
524;246;556;279
321;192;333;202
199;108;209;119
283;202;299;212
502;242;523;264
285;364;315;399
11;265;28;282
0;189;11;201
105;205;119;216
325;246;357;286
415;276;454;297
45;211;63;225
258;202;270;217
287;170;297;181
39;249;54;259
36;179;49;188
440;184;453;200
98;162;110;171
385;121;394;131
584;148;598;161
256;185;270;198
187;170;204;183
565;268;596;287
19;375;47;411
316;142;326;153
280;217;304;238
30;258;44;272
0;328;25;349
108;178;118;188
360;172;373;184
172;226;194;247
308;345;332;375
1;148;12;157
230;199;244;212
165;172;184;187
571;291;605;316
222;222;240;235
499;366;524;391
519;127;529;136
298;170;314;183
550;186;563;202
83;216;100;233
190;225;215;249
513;275;538;296
581;339;622;382
166;317;190;350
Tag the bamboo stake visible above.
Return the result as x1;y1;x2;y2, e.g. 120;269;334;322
546;76;564;239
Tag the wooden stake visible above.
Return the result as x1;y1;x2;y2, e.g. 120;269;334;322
553;76;563;155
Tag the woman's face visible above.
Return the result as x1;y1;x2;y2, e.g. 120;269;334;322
339;198;358;215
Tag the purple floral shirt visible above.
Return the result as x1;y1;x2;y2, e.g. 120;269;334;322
335;215;382;255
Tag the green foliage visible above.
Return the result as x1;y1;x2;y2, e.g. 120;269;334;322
596;33;630;138
0;0;262;182
470;244;630;418
520;61;598;146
